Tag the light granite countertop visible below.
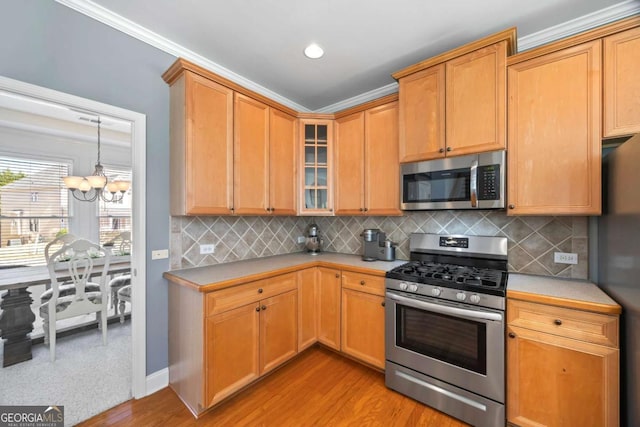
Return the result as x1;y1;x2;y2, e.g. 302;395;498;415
164;252;408;292
507;273;621;314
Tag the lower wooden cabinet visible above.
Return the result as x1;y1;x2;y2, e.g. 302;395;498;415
259;290;298;374
297;267;318;351
341;288;385;369
317;267;341;350
507;299;619;427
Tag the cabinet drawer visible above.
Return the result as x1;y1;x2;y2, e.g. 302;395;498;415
341;271;385;296
206;272;297;316
507;299;618;347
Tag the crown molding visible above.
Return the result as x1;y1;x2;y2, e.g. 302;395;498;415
518;0;640;52
54;0;311;112
314;82;399;114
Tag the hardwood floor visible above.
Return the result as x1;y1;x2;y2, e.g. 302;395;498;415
78;346;469;426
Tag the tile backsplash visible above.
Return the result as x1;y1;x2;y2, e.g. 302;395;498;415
170;210;588;279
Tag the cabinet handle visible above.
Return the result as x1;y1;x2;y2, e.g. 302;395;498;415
261;305;267;311
364;208;368;212
258;288;263;294
335;273;340;278
381;301;385;307
439;148;444;153
360;280;366;286
359;208;364;212
256;306;260;312
508;204;515;209
271;207;275;212
329;208;333;212
554;319;563;326
508;332;516;339
446;147;452;152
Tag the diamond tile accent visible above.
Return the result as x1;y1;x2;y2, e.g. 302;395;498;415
171;211;589;279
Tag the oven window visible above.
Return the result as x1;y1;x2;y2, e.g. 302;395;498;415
403;168;470;203
396;304;487;375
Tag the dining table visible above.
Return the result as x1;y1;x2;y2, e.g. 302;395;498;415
0;255;130;367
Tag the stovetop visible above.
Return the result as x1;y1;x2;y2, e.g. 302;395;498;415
386;260;507;297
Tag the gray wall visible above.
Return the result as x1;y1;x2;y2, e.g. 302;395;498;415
0;1;176;374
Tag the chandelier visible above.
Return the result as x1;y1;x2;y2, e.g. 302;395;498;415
63;118;131;203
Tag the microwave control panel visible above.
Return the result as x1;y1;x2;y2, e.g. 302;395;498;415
477;165;500;200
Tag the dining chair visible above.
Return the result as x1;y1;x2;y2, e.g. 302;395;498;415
40;238;111;362
117;284;131;323
107;231;131;256
106;231;132;311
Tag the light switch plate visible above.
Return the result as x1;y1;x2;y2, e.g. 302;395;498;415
554;252;578;265
200;244;215;255
151;249;169;260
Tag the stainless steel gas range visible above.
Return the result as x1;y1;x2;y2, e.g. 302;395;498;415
385;233;508;427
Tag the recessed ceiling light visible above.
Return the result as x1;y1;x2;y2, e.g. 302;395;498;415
304;43;324;59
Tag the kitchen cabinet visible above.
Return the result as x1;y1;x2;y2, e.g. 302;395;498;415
297;267;318;351
507;40;601;215
299;119;334;215
269;109;297;215
603;26;640;138
317;267;341;350
168;70;233;215
340;271;385;369
335;98;401;216
394;29;514;162
507;299;619;427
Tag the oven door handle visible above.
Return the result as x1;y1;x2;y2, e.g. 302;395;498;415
386;292;503;322
470;159;478;208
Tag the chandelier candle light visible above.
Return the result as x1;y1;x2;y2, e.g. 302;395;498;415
63;117;130;203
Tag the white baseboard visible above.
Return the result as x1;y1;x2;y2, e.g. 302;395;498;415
145;368;169;396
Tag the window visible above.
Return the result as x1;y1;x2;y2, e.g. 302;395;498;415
0;156;69;267
98;165;132;247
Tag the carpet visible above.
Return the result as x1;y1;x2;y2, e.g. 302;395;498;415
0;321;132;426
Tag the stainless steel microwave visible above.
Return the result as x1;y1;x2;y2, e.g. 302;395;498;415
400;150;505;210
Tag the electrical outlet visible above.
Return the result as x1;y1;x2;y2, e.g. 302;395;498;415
554;252;578;265
297;236;306;244
151;249;169;260
200;244;215;255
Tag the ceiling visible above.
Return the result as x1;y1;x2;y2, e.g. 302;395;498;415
64;0;633;112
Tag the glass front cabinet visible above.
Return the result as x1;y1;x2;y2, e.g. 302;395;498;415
299;119;334;215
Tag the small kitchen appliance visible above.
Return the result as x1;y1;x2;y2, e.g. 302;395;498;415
361;229;396;261
304;223;322;255
384;233;508;427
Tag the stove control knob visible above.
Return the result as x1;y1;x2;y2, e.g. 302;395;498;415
456;292;467;301
469;294;481;304
408;284;418;292
399;282;408;291
431;288;442;297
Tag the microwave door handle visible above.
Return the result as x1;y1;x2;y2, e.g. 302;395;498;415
386;291;503;322
470;159;478;208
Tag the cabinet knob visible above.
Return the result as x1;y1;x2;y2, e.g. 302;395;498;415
359;208;364;212
360;280;366;286
508;332;516;339
439;148;444;153
261;305;267;311
329;208;333;212
508;204;515;209
446;147;452;152
271;207;275;212
554;319;563;326
335;273;340;278
258;288;263;294
381;301;385;307
364;208;368;212
256;306;260;312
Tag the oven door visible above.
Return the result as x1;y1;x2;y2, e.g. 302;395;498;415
385;290;504;403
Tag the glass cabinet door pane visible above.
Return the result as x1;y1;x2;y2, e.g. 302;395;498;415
317;168;327;186
305;167;315;186
317;146;327;165
317;189;328;209
317;125;327;143
305;124;315;141
305;189;316;209
305;146;315;165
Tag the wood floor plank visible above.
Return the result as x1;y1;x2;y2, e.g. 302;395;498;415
78;346;469;426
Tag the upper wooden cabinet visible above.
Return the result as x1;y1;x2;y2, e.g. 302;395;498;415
603;26;640;138
394;29;515;162
269;109;298;215
335;98;401;216
299;119;334;215
507;40;602;215
168;70;234;215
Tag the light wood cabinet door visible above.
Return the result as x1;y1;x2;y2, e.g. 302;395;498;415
365;101;401;215
297;267;318;351
507;40;601;215
507;325;619;427
205;302;260;407
317;267;341;350
269;109;297;215
234;93;270;215
341;288;385;369
398;64;446;162
335;112;365;215
174;71;233;215
446;41;506;156
604;26;640;138
259;289;298;375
